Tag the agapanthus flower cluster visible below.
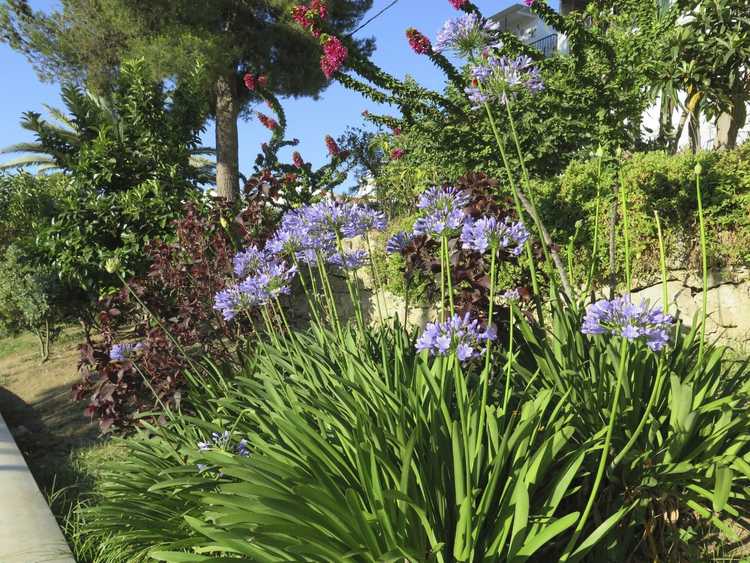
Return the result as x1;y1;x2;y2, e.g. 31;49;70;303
341;206;386;238
329;249;369;270
109;341;143;362
581;295;674;352
461;216;529;256
321;35;348;79
257;112;278;130
466;54;544;108
416;313;497;363
385;231;416;254
435;13;499;55
197;431;250;457
213;249;296;321
413;186;471;236
406;28;432;55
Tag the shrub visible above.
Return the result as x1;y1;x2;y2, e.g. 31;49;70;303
537;144;750;287
75;200;275;432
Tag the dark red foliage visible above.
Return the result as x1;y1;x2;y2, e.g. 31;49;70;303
399;173;532;326
75;200;275;433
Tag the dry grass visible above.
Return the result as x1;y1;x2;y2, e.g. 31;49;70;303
0;326;99;493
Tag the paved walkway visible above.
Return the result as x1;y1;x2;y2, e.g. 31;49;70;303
0;412;75;563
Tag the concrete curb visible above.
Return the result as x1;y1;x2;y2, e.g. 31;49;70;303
0;412;75;563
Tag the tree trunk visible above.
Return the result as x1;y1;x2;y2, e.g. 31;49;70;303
672;87;703;153
688;106;701;154
715;89;747;150
215;73;240;202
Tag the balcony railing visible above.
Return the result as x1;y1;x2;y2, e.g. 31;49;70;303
529;33;558;57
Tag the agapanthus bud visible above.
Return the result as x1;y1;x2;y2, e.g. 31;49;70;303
406;28;432;55
695;162;703;175
595;145;604;158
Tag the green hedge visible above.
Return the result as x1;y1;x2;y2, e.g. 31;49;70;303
537;144;750;287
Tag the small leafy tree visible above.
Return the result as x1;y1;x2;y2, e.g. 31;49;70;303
0;245;65;361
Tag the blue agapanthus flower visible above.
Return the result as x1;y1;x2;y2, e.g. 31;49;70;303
328;249;368;271
385;231;416;254
435;13;499;54
233;245;265;278
341;205;387;238
109;341;143;362
416;313;497;363
413;186;470;236
581;295;674;351
461;216;529;256
466;54;544;108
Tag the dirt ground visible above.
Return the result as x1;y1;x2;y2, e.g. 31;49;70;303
0;328;99;494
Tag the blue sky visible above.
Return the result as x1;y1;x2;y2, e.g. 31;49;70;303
0;0;517;185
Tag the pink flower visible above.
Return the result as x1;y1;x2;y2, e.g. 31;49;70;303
406;28;432;55
524;0;535;6
449;0;468;8
320;36;348;79
292;151;304;168
324;134;340;156
257;112;278;130
390;148;405;160
243;73;256;91
392;126;402;136
291;1;327;37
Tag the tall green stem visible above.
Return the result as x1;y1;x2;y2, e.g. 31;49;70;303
502;303;515;417
695;164;708;363
442;236;455;312
482;101;544;323
585;150;605;296
560;338;629;562
618;163;632;291
611;359;664;469
654;211;669;315
474;249;497;458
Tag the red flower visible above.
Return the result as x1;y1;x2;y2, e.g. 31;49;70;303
324;134;340;156
257;74;268;88
257;112;278;130
291;1;327;37
292;151;304;169
392;126;402;136
449;0;468;8
406;28;432;55
523;0;534;5
321;35;348;79
390;148;405;160
243;73;256;91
